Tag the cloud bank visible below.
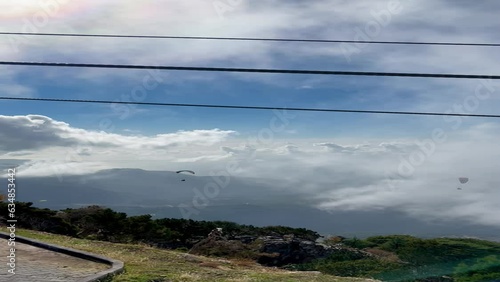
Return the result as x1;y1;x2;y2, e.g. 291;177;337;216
1;114;499;228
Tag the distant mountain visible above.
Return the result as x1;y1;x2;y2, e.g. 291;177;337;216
14;168;500;242
15;168;306;210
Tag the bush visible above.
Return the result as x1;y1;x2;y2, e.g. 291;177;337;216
342;237;375;249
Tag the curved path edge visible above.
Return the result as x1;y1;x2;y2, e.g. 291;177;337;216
0;231;124;282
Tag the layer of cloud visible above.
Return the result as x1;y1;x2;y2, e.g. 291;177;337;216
2;114;498;228
2;1;500;78
0;115;236;156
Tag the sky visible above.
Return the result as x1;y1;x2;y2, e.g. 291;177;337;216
1;0;500;228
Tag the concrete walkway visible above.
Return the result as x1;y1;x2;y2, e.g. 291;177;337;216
0;234;123;282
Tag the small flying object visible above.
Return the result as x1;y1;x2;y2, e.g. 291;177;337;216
457;177;469;190
176;170;195;181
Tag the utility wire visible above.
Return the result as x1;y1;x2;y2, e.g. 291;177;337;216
1;31;500;47
1;61;499;80
1;96;499;118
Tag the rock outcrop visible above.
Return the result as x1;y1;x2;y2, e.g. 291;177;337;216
256;235;370;266
189;229;372;267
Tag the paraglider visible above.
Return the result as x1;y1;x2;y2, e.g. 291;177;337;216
176;170;195;175
458;177;469;190
176;170;195;181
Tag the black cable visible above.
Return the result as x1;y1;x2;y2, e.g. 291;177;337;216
1;61;499;80
1;31;500;47
1;96;499;118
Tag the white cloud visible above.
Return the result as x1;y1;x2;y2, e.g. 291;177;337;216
0;114;499;227
0;114;236;152
14;159;110;177
2;1;499;75
0;114;236;179
158;124;499;228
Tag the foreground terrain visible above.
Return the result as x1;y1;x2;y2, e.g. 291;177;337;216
2;228;379;282
1;203;499;281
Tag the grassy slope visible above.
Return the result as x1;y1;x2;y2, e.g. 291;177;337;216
2;228;380;282
289;235;500;281
350;236;500;281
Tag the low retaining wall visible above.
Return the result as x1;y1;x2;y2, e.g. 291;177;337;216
0;231;124;282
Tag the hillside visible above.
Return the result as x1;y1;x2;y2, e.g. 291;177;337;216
2;228;379;282
1;203;499;281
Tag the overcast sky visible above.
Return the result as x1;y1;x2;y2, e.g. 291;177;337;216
1;0;499;228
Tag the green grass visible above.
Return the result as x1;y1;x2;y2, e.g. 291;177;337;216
298;235;500;282
2;228;380;282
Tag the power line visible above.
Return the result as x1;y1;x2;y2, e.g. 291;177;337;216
1;61;499;80
2;31;500;47
1;96;499;118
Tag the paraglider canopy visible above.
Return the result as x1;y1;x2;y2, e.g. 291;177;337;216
176;170;195;175
457;177;469;191
176;170;195;181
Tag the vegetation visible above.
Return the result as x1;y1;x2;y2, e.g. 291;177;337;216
0;228;372;282
294;235;500;281
2;202;499;281
0;202;319;248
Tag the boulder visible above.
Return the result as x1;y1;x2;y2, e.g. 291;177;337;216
188;229;372;267
256;235;371;267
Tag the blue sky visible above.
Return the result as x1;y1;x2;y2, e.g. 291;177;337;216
1;0;499;138
1;68;470;139
1;0;500;227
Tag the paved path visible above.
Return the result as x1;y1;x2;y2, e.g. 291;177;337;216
0;239;109;282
